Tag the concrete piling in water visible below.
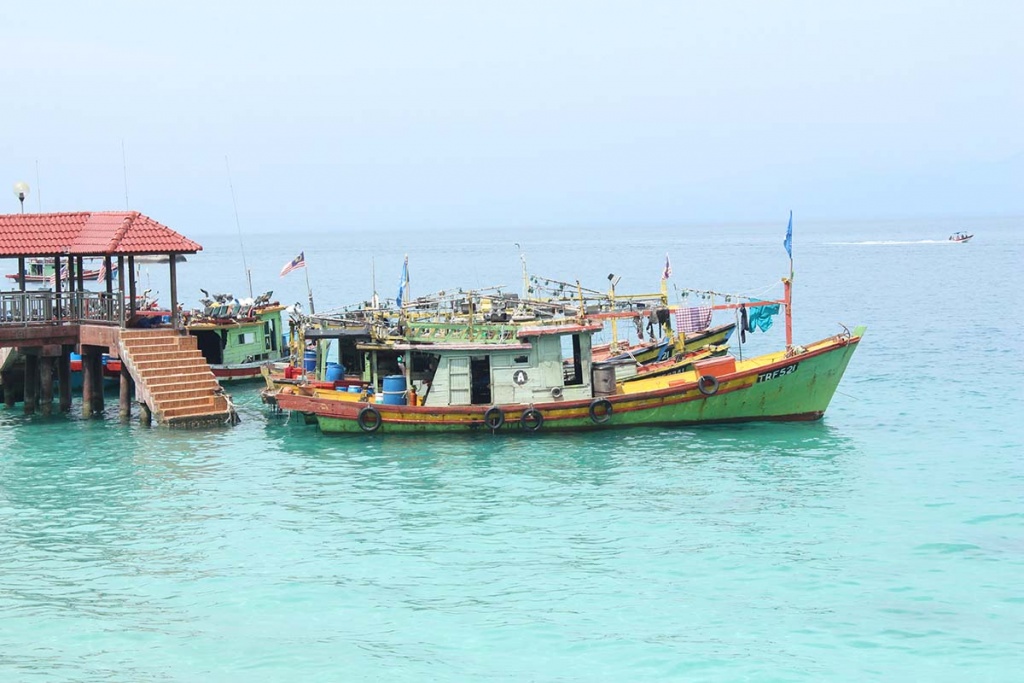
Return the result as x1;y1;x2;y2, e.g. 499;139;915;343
58;346;72;412
40;357;54;416
23;353;39;415
81;348;94;418
119;363;133;420
89;351;104;415
1;370;14;409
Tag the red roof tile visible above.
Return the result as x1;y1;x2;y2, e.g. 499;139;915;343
0;212;202;257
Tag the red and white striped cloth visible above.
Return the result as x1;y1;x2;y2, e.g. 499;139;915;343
674;306;712;333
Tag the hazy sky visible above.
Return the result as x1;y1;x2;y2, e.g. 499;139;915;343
1;1;1021;234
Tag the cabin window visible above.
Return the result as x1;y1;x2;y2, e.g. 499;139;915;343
238;332;256;345
264;319;277;350
513;355;529;364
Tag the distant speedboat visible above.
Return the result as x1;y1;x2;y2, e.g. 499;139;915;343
949;232;973;243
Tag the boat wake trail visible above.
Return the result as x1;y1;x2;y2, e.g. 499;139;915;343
828;240;957;246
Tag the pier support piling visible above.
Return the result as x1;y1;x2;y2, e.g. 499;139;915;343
139;401;152;426
40;357;53;416
58;346;72;412
119;363;133;420
90;350;105;415
82;348;94;418
23;353;39;415
2;370;14;409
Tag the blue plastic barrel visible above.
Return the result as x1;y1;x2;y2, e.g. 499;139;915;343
303;350;316;372
382;375;407;405
325;362;345;382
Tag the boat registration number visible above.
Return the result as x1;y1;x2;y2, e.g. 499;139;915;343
757;363;799;383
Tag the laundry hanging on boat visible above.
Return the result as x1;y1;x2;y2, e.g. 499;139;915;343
746;300;780;333
674;306;712;333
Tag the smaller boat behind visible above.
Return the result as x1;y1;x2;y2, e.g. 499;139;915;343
949;231;973;243
185;291;289;382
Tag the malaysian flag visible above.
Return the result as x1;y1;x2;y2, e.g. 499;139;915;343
96;262;107;282
662;253;672;280
279;252;305;278
48;263;69;287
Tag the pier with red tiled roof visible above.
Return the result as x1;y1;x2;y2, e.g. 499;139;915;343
1;211;237;427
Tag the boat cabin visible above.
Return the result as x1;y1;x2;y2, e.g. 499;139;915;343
189;303;286;366
345;321;602;407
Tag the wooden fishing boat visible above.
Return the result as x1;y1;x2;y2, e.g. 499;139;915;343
185;291;289;382
266;246;862;433
273;322;864;434
5;258;115;283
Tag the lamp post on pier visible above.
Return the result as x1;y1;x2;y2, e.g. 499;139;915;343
13;181;30;213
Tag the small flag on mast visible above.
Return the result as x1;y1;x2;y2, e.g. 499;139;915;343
396;255;409;308
96;262;107;282
783;211;793;260
662;253;672;280
279;252;305;278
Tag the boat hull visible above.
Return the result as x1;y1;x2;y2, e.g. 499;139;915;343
276;328;864;434
211;359;286;382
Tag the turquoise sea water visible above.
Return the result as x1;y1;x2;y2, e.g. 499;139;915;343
2;217;1022;681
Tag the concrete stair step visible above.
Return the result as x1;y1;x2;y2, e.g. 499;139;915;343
132;349;204;361
136;368;214;385
162;403;227;419
120;332;182;343
122;342;184;354
148;378;220;392
152;387;221;403
134;358;208;371
159;397;216;412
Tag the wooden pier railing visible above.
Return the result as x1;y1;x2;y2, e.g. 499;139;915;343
0;290;124;327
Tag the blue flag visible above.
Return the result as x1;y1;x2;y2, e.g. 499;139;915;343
783;211;793;259
396;255;409;308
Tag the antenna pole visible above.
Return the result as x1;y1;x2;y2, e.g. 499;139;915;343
304;263;315;315
224;156;253;298
371;257;378;308
121;139;130;209
516;243;529;300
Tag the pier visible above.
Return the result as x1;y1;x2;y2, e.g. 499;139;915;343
0;211;235;427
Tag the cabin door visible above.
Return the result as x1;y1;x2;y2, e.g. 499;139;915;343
470;356;491;405
448;356;471;405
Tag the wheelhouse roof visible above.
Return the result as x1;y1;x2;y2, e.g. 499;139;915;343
0;211;202;257
390;342;533;352
516;322;603;338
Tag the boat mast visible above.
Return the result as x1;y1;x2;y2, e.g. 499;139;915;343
516;243;529;300
225;156;254;299
783;210;794;349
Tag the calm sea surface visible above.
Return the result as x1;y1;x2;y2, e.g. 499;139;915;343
2;217;1022;681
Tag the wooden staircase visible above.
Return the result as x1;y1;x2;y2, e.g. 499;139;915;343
118;329;237;427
